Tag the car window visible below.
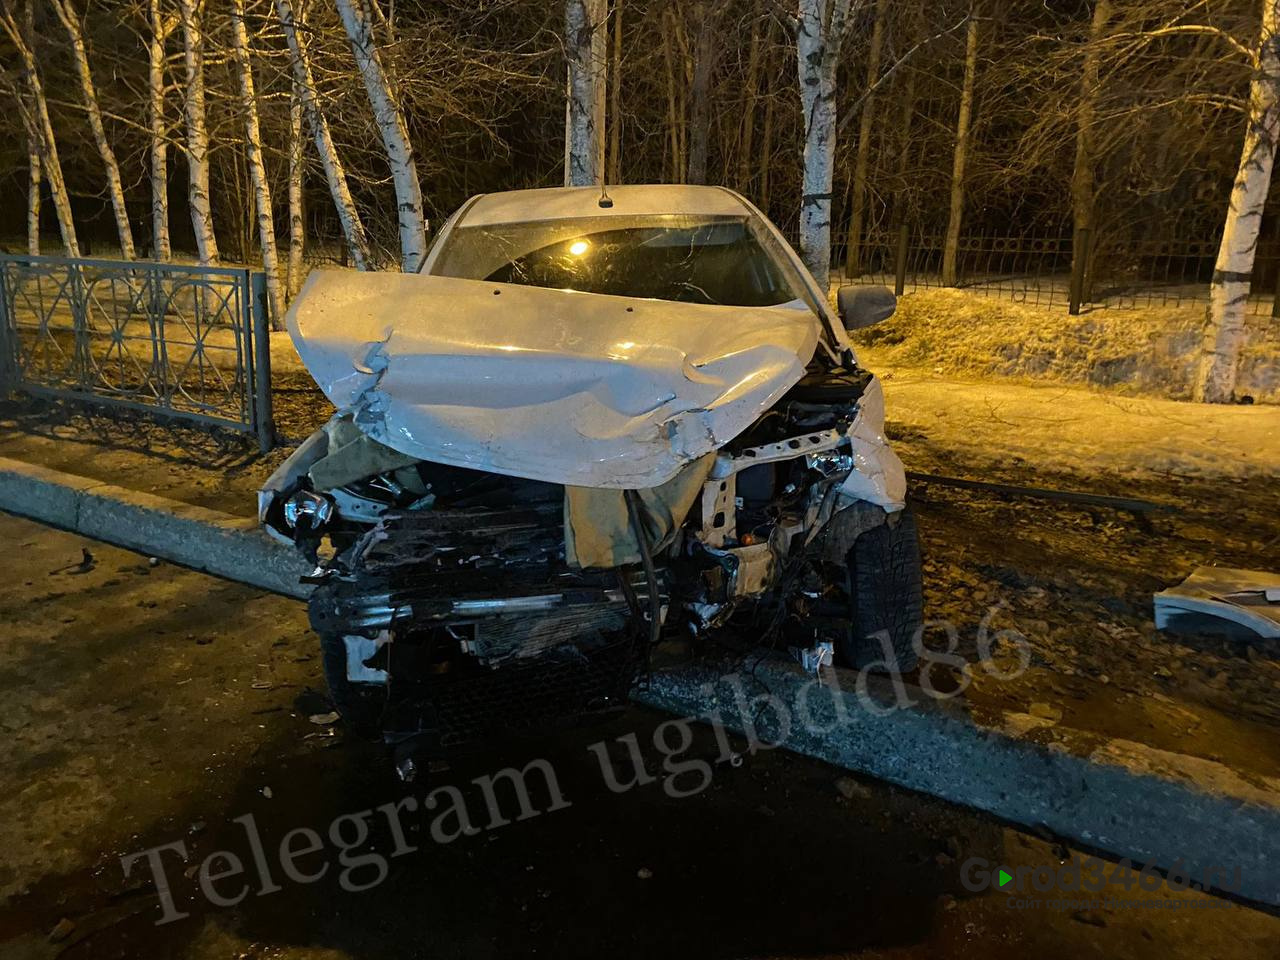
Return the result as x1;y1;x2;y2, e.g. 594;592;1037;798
430;214;801;307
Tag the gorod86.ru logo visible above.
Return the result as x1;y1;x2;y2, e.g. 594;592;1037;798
960;856;1241;895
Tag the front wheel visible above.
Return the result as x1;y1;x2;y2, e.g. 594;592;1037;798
838;508;924;672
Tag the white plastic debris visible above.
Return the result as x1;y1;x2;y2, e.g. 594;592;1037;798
1154;567;1280;639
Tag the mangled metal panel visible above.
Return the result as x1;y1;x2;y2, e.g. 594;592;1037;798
286;270;820;489
1155;567;1280;639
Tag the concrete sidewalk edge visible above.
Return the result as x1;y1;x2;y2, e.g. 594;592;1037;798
1;455;1276;905
0;456;312;599
635;663;1280;906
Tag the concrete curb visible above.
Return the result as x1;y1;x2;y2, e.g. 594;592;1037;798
635;662;1280;906
1;456;1277;904
0;457;312;599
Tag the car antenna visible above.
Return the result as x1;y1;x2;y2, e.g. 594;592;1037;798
598;181;613;209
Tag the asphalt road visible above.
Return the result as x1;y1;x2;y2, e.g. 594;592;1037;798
0;512;1276;960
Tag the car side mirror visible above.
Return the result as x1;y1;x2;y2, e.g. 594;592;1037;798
836;285;896;331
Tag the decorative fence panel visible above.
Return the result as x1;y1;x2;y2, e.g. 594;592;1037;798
0;255;274;451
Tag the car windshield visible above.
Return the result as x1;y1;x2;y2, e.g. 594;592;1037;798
430;214;802;307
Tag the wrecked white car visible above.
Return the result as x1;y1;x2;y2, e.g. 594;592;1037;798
260;185;921;750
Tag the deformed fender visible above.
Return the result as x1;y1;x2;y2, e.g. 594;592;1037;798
837;377;906;512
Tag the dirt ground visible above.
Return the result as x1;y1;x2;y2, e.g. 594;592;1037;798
0;514;1277;960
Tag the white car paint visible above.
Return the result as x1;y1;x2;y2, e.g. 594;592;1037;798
286;270;821;489
282;184;903;503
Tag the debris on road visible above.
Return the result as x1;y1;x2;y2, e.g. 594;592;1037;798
1155;567;1280;639
1029;702;1064;722
50;547;96;575
835;776;871;801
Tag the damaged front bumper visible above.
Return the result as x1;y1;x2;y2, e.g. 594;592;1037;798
260;367;906;750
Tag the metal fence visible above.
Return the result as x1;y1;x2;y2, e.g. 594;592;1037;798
836;228;1280;317
0;255;274;451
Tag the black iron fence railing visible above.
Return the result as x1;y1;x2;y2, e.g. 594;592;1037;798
835;228;1280;318
0;255;274;451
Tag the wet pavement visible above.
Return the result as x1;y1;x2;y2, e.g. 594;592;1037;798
0;512;1277;959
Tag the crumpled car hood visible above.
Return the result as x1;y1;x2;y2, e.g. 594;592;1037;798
286;270;820;489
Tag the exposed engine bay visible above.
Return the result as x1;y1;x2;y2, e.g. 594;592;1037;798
261;364;913;752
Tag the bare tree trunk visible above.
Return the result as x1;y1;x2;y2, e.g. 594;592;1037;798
21;0;39;255
176;0;218;264
230;0;284;328
660;10;686;183
1069;0;1111;299
685;4;717;185
26;133;41;255
287;79;305;297
736;0;763;192
843;0;886;278
607;0;623;183
148;0;172;260
593;0;606;181
662;32;679;182
760;91;774;213
335;0;426;272
564;0;606;186
893;63;917;223
49;0;135;259
796;0;856;289
1195;0;1280;402
1;3;78;257
275;0;372;270
941;15;978;287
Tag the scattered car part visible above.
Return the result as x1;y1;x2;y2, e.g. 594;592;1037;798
1155;567;1280;639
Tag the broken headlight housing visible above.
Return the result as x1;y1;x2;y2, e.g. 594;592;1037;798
805;449;854;478
283;490;335;532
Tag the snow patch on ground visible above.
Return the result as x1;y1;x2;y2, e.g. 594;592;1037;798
867;359;1280;479
849;289;1279;404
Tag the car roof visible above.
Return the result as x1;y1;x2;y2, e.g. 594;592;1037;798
456;184;752;228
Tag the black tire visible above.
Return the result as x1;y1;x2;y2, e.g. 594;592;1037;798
838;508;924;672
319;632;385;739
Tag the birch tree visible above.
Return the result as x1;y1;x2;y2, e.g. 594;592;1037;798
286;79;305;296
795;0;859;289
25;122;40;255
20;0;38;255
564;0;607;186
276;0;371;270
48;0;135;259
941;14;978;287
176;0;218;264
335;0;426;272
0;1;79;257
1195;0;1280;402
229;0;284;327
148;0;175;260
